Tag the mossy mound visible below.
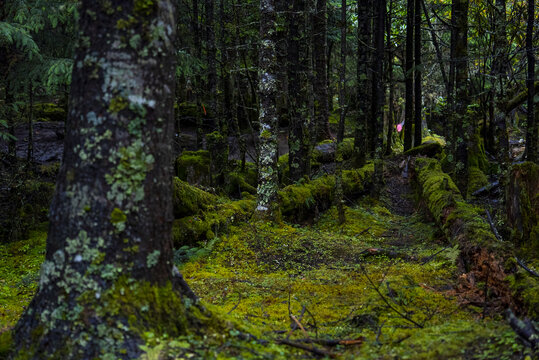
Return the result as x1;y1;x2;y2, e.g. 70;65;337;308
32;103;67;122
175;150;211;187
278;163;374;221
403;141;443;157
466;166;489;198
172;199;255;247
173;178;217;218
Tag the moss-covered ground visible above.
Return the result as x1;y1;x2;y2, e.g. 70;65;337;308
0;191;532;359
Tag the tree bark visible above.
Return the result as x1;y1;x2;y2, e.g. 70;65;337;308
206;0;218;130
385;0;394;155
413;0;422;146
314;0;330;141
13;2;195;358
404;0;414;151
525;0;536;162
353;0;371;167
256;0;280;220
372;0;385;192
335;0;346;224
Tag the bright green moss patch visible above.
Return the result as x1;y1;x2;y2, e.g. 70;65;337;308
32;103;66;122
0;225;47;332
467;166;489;198
175;150;211;187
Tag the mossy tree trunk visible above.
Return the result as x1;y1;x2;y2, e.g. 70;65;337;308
206;0;218;131
353;0;371;167
256;0;280;220
13;2;196;358
385;0;394;156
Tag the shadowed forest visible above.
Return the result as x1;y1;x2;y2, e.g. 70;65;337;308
0;0;538;359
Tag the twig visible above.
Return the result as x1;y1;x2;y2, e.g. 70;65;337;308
485;209;503;242
421;246;449;264
359;263;424;328
277;339;337;358
516;257;539;278
304;306;319;339
227;292;242;315
292;338;364;346
357;227;371;236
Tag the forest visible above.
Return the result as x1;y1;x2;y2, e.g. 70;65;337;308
0;0;538;358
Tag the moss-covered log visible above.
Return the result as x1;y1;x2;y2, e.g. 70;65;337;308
173;199;255;246
413;158;516;309
175;150;211;187
279;163;374;220
173;178;217;218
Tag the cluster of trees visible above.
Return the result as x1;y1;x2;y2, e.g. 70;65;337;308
0;0;536;358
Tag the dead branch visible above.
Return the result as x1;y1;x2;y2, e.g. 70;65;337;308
277;339;338;358
515;257;539;278
292;338;364;346
358;248;417;261
506;309;539;350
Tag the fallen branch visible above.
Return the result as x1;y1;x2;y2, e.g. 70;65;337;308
277;339;337;358
226;292;242;315
515;257;539;278
292;338;364;347
485;209;503;243
506;309;539;350
472;181;500;197
421;246;449;264
359;248;417;261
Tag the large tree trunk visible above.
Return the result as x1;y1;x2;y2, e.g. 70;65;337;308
353;0;371;167
385;0;394;155
313;0;330;141
404;0;414;151
524;0;536;162
13;2;196;358
256;0;280;220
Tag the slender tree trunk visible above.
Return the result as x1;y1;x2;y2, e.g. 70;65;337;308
193;0;204;149
206;0;218;130
525;0;536;162
256;0;280;220
446;0;457;140
287;0;309;182
353;0;371;167
27;81;33;163
314;0;330;141
413;0;422;146
335;0;346;224
404;0;414;151
421;0;449;97
453;0;470;194
372;0;386;192
12;2;200;358
386;0;394;155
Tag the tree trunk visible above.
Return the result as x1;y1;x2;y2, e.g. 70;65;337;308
353;0;371;167
413;0;422;146
372;0;386;192
206;0;218;130
314;0;330;141
256;0;280;220
385;0;394;155
404;0;414;151
453;0;470;194
335;0;346;224
13;2;197;358
524;0;536;162
193;0;204;149
27;81;33;163
287;0;309;182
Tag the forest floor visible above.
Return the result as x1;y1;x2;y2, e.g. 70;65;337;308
1;156;529;359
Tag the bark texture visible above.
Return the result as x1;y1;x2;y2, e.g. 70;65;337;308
13;2;190;358
404;0;414;151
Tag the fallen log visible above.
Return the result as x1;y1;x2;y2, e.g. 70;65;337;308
413;158;515;310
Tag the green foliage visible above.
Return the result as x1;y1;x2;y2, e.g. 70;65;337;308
172;177;216;218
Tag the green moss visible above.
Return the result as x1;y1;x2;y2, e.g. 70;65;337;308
108;96;128;114
278;163;374;221
467;132;489;173
467;166;489;198
110;207;127;224
403;141;443;157
507;266;539;318
133;0;155;16
32;103;66;122
0;331;13;359
175;151;211;187
173;178;216;218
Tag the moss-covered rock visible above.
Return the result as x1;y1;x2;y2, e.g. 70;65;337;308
173;178;217;218
466;166;489;198
32;103;67;122
175;150;211;187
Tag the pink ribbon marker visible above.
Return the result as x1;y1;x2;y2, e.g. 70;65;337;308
396;120;405;133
